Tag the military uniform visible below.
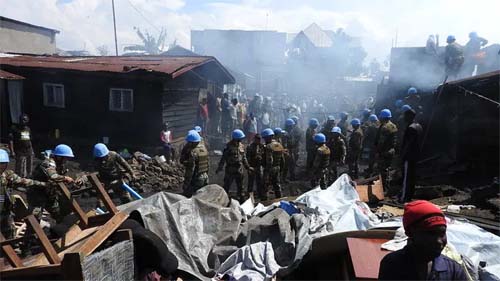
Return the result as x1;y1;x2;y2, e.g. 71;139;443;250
9;124;34;178
279;132;290;182
445;42;464;77
95;151;135;204
32;158;71;222
286;126;302;180
327;137;346;184
320;123;334;143
263;139;285;200
180;142;209;197
1;170;46;238
348;127;364;179
337;120;348;137
362;121;379;174
246;141;265;199
310;144;330;189
305;127;317;172
374;121;398;191
218;141;250;200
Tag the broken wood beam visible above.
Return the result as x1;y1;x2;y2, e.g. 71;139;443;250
57;182;88;228
88;173;119;215
0;232;23;268
78;211;128;256
25;215;61;264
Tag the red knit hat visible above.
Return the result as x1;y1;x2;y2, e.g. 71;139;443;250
403;200;446;233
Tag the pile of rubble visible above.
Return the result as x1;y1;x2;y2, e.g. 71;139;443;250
126;152;185;194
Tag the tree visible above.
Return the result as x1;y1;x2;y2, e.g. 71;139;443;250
123;27;167;55
96;45;109;56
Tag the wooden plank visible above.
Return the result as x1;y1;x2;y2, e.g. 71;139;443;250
0;264;61;279
355;178;384;203
0;236;24;246
61;252;84;280
0;232;23;268
25;215;61;264
346;237;390;280
88;173;119;215
78;212;128;256
57;182;88;228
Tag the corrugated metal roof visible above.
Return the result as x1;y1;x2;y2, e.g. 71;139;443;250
0;55;235;82
0;69;25;80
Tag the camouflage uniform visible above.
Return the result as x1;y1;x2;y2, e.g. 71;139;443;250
348;127;364;179
32;158;71;222
286;126;302;180
218;140;250;200
246;141;265;199
305;127;317;172
263;139;285;200
362;121;380;174
327;137;346;185
180;142;210;197
1;170;46;238
95;151;135;204
374;121;398;191
278;132;290;182
310;144;330;189
445;42;464;77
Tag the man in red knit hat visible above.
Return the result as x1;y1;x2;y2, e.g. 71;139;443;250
379;200;466;280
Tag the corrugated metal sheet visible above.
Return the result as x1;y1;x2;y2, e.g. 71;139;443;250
0;55;234;82
0;69;25;80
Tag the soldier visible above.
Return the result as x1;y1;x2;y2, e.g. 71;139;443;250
180;130;209;197
306;118;320;172
400;109;423;203
9;113;34;178
246;134;265;200
327;127;346;185
262;128;285;200
374;109;398;192
337;112;349;136
348;118;364;179
321;115;336;143
93;143;138;205
216;129;251;201
284;118;299;181
1;149;47;239
274;128;289;183
444;35;464;78
360;108;371;125
32;144;75;222
396;105;413;152
310;133;330;189
363;114;380;175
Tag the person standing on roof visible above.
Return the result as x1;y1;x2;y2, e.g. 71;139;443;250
374;109;398;192
180;130;209;197
400;109;423;203
463;31;488;76
93;143;138;205
262;128;285;200
379;200;466;280
31;144;76;222
216;129;252;202
310;133;330;189
347;118;363;179
1;149;47;239
9;113;34;178
444;35;464;78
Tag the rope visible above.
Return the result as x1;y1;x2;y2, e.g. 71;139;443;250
456;85;500;108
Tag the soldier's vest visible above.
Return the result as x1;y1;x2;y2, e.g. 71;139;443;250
193;144;209;174
97;151;122;180
226;142;245;167
248;144;264;167
317;145;331;169
268;141;284;168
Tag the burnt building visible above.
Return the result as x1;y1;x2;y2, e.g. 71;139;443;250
0;54;234;151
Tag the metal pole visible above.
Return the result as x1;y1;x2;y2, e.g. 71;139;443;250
112;0;119;56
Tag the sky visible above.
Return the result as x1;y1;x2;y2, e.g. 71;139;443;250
1;0;499;62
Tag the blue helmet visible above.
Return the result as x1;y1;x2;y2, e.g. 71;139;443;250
261;128;275;137
0;149;9;163
402;104;412;112
309;118;319;127
194;126;202;133
291;116;299;124
232;129;246;140
407;87;418;95
369;114;379;122
351;118;361;126
395;99;404;108
379;109;392;119
313;133;326;144
274;127;283;135
331;126;342;134
340;112;349;119
186;130;201;142
285;118;295;126
327;115;335;121
362;108;371;118
93;143;110;158
53;144;75;158
447;35;456;43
